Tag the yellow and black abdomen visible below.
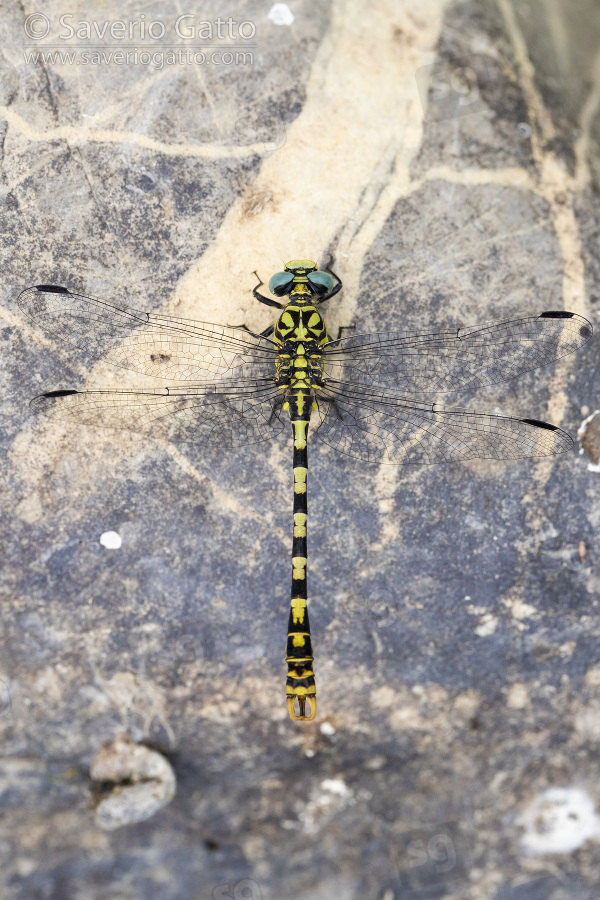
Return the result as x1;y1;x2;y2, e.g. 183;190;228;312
285;391;315;720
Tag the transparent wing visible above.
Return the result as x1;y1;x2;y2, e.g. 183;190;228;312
18;285;277;381
323;311;592;393
315;382;573;464
31;380;285;448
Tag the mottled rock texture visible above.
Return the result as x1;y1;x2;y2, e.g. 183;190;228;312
1;1;600;899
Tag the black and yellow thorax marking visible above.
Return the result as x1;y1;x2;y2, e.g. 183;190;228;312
273;292;328;419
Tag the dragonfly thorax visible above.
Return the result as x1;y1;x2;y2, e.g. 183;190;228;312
273;299;328;345
273;301;328;400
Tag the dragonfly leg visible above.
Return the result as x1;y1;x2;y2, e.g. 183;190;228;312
322;325;356;350
336;323;356;341
226;322;276;341
224;322;257;335
316;255;343;304
252;270;284;310
329;398;345;421
267;397;285;427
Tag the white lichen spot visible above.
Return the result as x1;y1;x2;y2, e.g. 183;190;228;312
517;787;600;855
506;682;529;709
100;531;122;549
15;491;43;524
320;721;336;736
466;604;487;615
464;514;485;531
321;778;351;797
389;706;427;731
560;641;576;658
575;703;600;739
475;613;498;637
584;664;600;686
508;600;538;620
371;685;397;708
268;4;295;26
298;777;353;833
452;690;480;717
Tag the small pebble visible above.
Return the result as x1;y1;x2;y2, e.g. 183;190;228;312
91;735;175;830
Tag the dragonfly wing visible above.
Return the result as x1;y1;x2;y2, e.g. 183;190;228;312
323;312;592;393
30;380;286;448
18;285;276;381
314;383;572;464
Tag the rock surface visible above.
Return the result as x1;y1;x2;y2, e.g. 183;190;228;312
1;1;600;898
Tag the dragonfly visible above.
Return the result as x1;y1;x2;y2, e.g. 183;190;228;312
18;260;592;721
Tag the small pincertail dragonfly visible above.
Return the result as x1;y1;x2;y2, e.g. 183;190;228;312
19;260;592;721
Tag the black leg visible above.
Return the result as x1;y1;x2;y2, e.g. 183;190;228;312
315;256;343;304
324;323;356;347
252;270;284;310
336;323;356;341
321;278;343;303
328;397;345;421
228;322;275;340
268;397;285;426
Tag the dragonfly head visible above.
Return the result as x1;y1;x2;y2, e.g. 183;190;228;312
269;259;334;301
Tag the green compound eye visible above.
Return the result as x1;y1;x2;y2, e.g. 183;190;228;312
307;271;334;295
269;271;295;296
